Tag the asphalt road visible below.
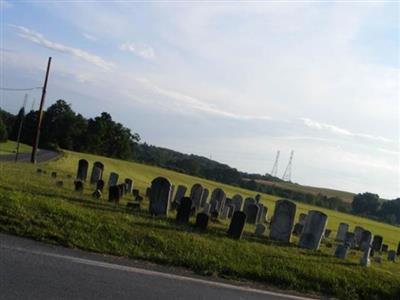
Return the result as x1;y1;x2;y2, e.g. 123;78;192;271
0;234;315;300
0;149;60;162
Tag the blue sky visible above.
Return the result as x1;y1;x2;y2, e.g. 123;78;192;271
1;1;399;199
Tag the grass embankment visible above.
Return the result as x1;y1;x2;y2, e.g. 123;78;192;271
0;140;31;156
0;151;399;299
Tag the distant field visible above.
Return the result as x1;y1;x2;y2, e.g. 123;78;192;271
0;140;31;156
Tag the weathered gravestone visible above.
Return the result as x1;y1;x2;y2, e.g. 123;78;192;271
292;223;304;236
397;242;400;256
176;197;192;224
345;232;356;248
202;203;211;215
255;194;261;203
74;180;83;192
221;206;231;220
227;211;246;239
359;230;373;252
299;213;307;225
257;204;267;223
255;224;266;236
372;235;383;252
124;178;133;194
209;188;226;214
388;250;397;262
382;244;389;252
269;199;296;243
76;159;89;181
108;172;119;187
172;185;187;210
299;210;328;250
96;179;105;192
243;197;256;212
200;188;209;207
335;223;349;242
324;229;332;238
354;226;364;247
92;189;102;199
117;184;125;198
90;161;104;184
335;244;349;259
51;171;57;178
195;213;209;230
149;177;172;216
132;189;139;197
245;204;259;224
108;185;120;203
227;204;235;218
190;183;204;209
231;194;243;212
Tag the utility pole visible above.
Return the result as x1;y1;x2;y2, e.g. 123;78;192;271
30;57;52;163
15;94;28;162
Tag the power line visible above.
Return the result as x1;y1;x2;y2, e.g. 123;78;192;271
0;87;42;91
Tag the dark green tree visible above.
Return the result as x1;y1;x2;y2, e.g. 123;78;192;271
0;117;8;142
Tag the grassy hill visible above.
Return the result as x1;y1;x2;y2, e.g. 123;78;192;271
0;140;31;156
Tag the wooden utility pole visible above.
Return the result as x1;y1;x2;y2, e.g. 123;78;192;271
15;94;28;162
30;57;52;163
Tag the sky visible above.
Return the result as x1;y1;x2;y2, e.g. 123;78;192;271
0;1;399;199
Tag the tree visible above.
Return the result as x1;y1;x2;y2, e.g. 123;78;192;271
0;117;8;142
352;192;380;215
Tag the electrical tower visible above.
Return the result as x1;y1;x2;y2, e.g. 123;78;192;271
270;150;280;177
282;150;294;182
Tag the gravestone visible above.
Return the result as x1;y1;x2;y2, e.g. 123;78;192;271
381;244;389;252
146;187;151;198
172;185;187;210
51;171;57;178
335;223;349;242
96;179;105;192
354;226;364;247
176;197;192;224
269;199;296;243
124;178;133;194
292;223;304;236
117;184;125;198
37;168;42;174
132;189;139;197
245;204;259;224
324;229;332;238
135;195;143;202
388;250;397;262
200;188;209;207
335;244;349;259
372;235;383;252
227;211;246;239
226;204;235;218
108;172;119;187
231;194;243;212
56;180;63;187
243;197;256;212
92;189;102;199
225;198;232;207
299;213;307;225
90;161;104;184
397;242;400;256
149;176;172;216
345;232;356;248
255;224;266;236
202;203;211;215
76;159;89;181
255;194;261;204
195;213;209;230
209;188;226;214
359;230;373;252
221;206;231;220
299;210;328;250
74;180;83;192
190;184;204;209
108;185;120;203
258;205;268;224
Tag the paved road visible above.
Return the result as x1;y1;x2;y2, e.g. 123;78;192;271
0;149;60;162
0;234;315;300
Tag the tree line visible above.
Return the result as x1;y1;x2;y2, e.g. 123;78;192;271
0;100;398;225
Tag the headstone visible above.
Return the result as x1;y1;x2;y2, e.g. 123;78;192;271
200;188;209;207
96;179;105;192
258;205;268;224
209;188;226;214
124;178;133;194
92;189;102;199
51;171;57;178
243;197;256;212
269;199;296;243
245;204;259;224
226;204;235;218
173;185;187;208
255;224;266;236
132;189;139;197
190;184;204;209
210;211;219;222
255;194;261;204
372;235;383;252
299;213;307;225
135;195;143;202
37;168;42;174
335;244;349;259
55;181;63;187
149;177;172;216
354;226;364;247
76;159;89;181
146;187;151;197
231;194;243;212
359;230;373;252
227;211;246;239
202;203;211;215
117;184;125;198
324;229;332;238
292;223;304;236
221;206;231;220
345;232;356;248
90;161;104;184
388;250;397;262
74;180;83;192
381;244;389;252
176;197;192;224
299;210;328;250
195;213;209;230
397;242;400;256
225;198;232;207
108;172;119;187
108;185;120;203
335;223;349;242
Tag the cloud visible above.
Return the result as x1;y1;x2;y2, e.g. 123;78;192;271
301;118;392;143
0;0;12;9
82;33;97;42
120;42;155;60
11;25;114;70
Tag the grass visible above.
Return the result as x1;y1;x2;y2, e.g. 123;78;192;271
0;140;32;156
0;150;400;299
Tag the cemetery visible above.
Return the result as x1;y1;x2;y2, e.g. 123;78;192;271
0;150;399;300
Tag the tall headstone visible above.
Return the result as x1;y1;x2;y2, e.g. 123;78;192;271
335;223;349;242
221;206;231;220
202;203;211;215
124;178;133;194
335;244;349;259
195;213;209;230
354;226;364;247
200;188;209;207
372;235;383;252
256;204;267;223
172;185;187;209
96;179;105;192
359;230;373;252
108;185;120;203
243;197;256;212
227;211;246;239
245;204;259;224
226;204;235;218
299;211;328;250
176;197;192;224
231;194;243;212
190;184;204;209
149;176;172;216
209;188;226;214
299;213;307;225
108;172;119;187
345;232;356;248
77;159;89;181
255;194;261;203
269;199;296;243
90;161;104;184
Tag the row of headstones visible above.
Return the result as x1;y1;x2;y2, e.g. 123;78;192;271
334;222;398;265
148;176;328;250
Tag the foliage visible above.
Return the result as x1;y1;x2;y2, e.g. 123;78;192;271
0;117;7;142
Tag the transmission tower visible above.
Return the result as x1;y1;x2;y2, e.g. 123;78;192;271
270;150;280;177
282;150;294;182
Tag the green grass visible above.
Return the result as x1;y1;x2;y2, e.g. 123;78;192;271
0;150;400;299
0;140;32;155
